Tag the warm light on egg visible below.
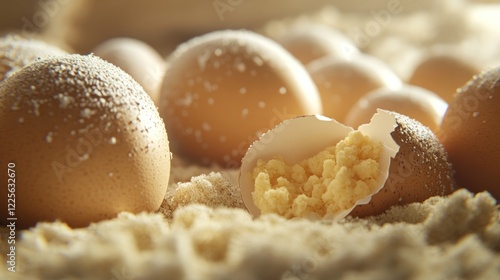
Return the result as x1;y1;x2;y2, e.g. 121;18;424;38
0;54;171;228
159;30;321;167
307;53;402;122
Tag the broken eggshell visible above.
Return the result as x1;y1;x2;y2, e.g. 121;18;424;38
239;109;400;219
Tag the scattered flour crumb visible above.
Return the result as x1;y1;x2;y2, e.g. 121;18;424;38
160;172;244;219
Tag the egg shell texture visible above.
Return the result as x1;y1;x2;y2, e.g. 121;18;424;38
0;54;171;228
0;35;67;82
438;66;500;200
351;112;456;217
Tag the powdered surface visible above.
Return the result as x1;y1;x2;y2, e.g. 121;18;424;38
1;182;498;279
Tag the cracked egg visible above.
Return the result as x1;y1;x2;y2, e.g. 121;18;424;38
239;110;455;219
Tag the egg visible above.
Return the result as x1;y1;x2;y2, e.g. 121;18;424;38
0;54;171;228
307;53;402;122
93;37;166;106
351;111;455;217
0;34;67;82
274;23;359;65
344;85;448;132
438;66;500;200
239;110;455;218
159;30;321;167
408;53;480;103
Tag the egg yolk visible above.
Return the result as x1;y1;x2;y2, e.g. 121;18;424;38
252;131;382;218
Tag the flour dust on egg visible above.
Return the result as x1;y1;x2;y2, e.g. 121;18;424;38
350;112;455;217
0;34;67;82
438;66;500;200
159;30;322;167
0;54;171;228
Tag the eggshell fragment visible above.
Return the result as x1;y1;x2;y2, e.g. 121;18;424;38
239;110;399;219
93;37;166;105
438;66;500;200
351;112;456;217
274;23;359;64
307;53;402;122
344;85;448;132
159;30;321;167
0;34;67;82
0;54;171;228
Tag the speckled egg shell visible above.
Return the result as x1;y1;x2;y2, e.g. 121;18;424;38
351;112;456;217
0;34;67;82
0;54;171;228
438;66;500;200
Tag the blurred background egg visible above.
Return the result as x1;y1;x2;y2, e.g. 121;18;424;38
159;30;321;168
0;54;171;228
307;53;402;122
93;37;166;106
344;85;448;131
0;34;67;82
438;66;500;200
273;23;359;65
408;52;480;103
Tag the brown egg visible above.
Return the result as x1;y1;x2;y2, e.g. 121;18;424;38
159;30;321;168
344;85;448;131
0;54;171;228
350;112;456;217
93;37;166;106
0;34;67;82
438;67;500;200
307;53;402;122
274;23;359;65
408;53;480;103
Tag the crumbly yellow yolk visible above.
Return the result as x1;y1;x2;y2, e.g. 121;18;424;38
252;131;382;218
